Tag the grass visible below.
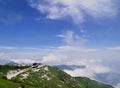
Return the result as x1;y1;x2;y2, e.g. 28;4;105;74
0;75;34;88
0;65;29;74
0;65;114;88
75;77;114;88
12;66;82;88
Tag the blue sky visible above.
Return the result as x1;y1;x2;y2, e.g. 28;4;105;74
0;0;120;86
0;0;120;48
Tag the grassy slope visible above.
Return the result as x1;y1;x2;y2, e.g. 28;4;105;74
0;65;33;88
75;77;114;88
12;65;114;88
0;65;29;74
13;66;82;88
0;65;114;88
0;75;34;88
0;75;19;88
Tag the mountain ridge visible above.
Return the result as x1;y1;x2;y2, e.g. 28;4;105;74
0;64;114;88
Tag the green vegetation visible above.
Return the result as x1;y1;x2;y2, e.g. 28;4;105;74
0;65;114;88
75;77;114;88
0;75;34;88
12;66;81;88
0;65;29;74
0;75;19;88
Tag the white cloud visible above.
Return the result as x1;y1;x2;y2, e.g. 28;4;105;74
11;58;36;64
93;65;110;74
106;46;120;50
41;53;67;65
57;30;75;44
57;30;87;45
0;52;37;64
64;69;94;78
0;53;11;60
58;45;101;52
0;46;17;50
64;67;108;78
64;61;111;78
28;0;118;23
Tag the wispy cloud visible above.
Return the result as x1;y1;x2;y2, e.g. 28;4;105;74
0;46;17;50
106;46;120;50
57;30;87;45
58;45;101;52
28;0;119;23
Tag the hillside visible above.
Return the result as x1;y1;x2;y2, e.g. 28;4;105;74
0;65;29;74
0;64;114;88
75;77;114;88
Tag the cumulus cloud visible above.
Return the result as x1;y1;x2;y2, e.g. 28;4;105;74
28;0;118;23
0;52;37;64
63;58;111;78
11;58;36;64
41;53;67;65
0;46;53;64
